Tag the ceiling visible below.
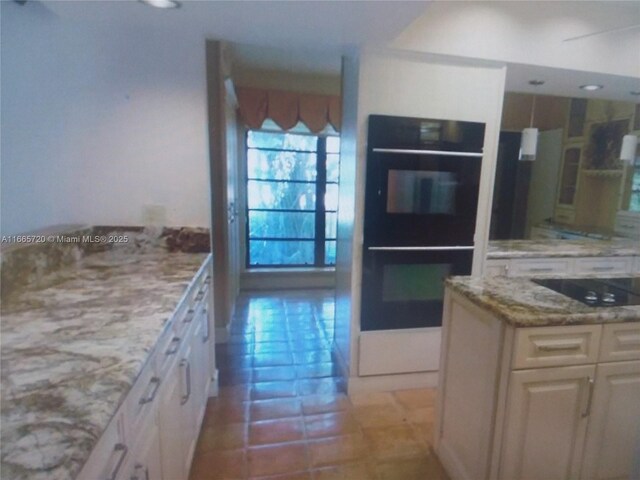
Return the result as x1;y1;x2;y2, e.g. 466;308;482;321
33;0;640;101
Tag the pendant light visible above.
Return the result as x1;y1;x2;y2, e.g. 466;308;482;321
519;80;545;161
620;134;638;165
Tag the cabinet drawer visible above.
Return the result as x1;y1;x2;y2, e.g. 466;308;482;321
77;414;127;480
614;215;640;238
512;325;602;369
484;260;509;277
124;358;160;443
574;257;632;275
599;323;640;362
509;258;573;277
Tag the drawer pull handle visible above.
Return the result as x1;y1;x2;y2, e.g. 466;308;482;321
195;290;205;302
183;308;195;324
618;333;640;347
180;359;191;405
620;224;636;229
139;377;161;405
528;267;554;272
166;337;180;355
131;463;150;480
536;343;582;352
582;376;595;418
591;266;615;272
203;309;210;343
107;443;128;480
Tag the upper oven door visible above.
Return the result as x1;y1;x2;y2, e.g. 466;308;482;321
363;150;483;247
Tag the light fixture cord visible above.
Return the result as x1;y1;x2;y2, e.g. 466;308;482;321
530;95;536;128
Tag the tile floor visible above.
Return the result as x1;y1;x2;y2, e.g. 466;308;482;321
189;290;450;480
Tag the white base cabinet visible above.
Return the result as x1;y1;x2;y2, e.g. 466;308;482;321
500;365;593;480
484;255;639;277
77;256;213;480
436;290;640;480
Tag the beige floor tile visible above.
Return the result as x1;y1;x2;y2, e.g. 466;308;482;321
412;422;436;447
189;448;246;480
348;391;396;407
363;425;424;461
248;442;309;477
372;453;450;480
250;398;303;421
301;394;351;416
249;417;305;446
352;404;405;428
393;388;436;410
311;461;376;480
304;411;360;439
307;434;368;467
250;472;312;480
196;422;247;451
403;406;435;425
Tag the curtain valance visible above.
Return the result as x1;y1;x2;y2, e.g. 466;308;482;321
236;86;341;133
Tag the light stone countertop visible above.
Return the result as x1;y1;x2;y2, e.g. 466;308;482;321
0;248;209;480
487;238;640;259
446;275;640;328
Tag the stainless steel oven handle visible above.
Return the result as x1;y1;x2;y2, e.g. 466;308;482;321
367;246;474;251
372;148;483;158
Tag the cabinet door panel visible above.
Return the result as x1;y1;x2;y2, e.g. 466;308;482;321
500;365;595;480
158;364;186;480
580;361;640;480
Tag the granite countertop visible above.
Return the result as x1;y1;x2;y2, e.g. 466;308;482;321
0;244;209;480
446;275;640;328
487;238;640;259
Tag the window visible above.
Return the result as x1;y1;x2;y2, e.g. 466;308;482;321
245;129;340;267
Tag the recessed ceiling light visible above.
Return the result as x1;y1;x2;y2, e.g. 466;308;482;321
580;84;603;91
139;0;180;9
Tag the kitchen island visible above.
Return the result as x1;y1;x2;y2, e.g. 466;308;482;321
0;228;212;480
436;275;640;480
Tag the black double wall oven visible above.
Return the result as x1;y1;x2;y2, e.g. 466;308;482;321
361;115;485;331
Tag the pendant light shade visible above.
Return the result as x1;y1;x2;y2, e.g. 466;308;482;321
519;127;538;161
620;134;638;164
519;80;544;161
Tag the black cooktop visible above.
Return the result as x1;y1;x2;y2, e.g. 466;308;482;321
533;277;640;307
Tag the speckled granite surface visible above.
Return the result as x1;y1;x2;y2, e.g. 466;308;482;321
446;276;640;327
487;238;640;259
0;229;209;480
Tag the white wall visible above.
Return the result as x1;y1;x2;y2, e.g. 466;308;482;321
393;1;640;79
1;2;210;235
334;53;360;378
337;48;506;380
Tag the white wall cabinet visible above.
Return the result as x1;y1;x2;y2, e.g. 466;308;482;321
436;290;640;480
77;256;213;480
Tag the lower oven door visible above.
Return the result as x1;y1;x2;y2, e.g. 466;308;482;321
360;246;473;331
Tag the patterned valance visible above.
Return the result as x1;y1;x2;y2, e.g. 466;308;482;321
236;87;341;133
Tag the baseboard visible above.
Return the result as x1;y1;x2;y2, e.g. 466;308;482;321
347;371;439;394
241;268;336;290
